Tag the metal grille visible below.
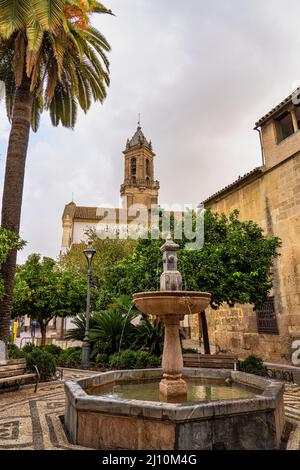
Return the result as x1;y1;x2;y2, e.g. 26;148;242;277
256;297;279;335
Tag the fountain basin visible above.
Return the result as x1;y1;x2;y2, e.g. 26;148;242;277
64;368;285;450
133;291;211;317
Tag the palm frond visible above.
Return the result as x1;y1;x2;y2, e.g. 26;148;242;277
31;0;66;31
31;93;43;132
0;0;30;38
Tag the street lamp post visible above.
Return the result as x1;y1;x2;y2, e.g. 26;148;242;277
81;240;96;369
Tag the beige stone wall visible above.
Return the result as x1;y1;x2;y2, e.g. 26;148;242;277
200;153;300;363
262;117;300;170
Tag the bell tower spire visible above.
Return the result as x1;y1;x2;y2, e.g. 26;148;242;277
121;124;160;209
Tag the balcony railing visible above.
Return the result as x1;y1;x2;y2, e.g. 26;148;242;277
121;179;160;189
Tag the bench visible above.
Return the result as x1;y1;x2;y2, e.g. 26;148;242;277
183;353;238;370
0;358;40;393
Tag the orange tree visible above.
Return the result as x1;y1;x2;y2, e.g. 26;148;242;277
13;254;86;347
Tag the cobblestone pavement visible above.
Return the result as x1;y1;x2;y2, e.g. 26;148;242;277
0;373;300;450
0;370;97;450
284;384;300;424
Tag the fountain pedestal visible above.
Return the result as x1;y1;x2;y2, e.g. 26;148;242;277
133;236;211;404
159;314;187;403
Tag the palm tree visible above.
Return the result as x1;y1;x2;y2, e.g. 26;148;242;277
0;1;112;343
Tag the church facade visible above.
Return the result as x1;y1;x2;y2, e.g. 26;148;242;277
61;125;160;253
190;91;300;365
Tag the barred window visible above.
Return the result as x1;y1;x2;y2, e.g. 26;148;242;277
256;297;279;335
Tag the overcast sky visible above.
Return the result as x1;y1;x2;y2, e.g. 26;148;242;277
1;0;300;263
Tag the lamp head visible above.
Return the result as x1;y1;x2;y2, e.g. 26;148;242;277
84;240;96;264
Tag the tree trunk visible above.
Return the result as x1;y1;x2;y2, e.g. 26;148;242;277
40;322;47;348
0;75;33;343
200;311;211;355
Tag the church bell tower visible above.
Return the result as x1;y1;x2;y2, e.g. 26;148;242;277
120;125;160;209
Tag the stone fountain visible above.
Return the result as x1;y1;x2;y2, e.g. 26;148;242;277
133;235;211;403
64;236;285;450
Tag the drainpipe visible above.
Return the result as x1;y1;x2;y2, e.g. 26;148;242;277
254;126;265;166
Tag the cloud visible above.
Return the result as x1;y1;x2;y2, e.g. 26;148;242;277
1;0;300;262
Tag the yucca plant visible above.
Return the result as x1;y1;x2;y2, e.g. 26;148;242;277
133;315;164;357
90;306;139;357
0;1;112;343
65;311;96;341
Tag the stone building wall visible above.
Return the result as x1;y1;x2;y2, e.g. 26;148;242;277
193;151;300;363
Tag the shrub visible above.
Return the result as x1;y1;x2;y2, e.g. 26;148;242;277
182;348;199;354
133;316;164;357
95;353;109;365
26;349;56;380
239;355;267;376
8;344;25;359
64;350;81;367
43;344;63;356
135;351;160;369
57;347;82;367
22;343;35;354
109;350;160;370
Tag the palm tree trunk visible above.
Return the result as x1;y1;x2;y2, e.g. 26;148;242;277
0;75;33;344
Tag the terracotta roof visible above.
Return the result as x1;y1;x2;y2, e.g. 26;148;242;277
255;88;299;128
203;167;263;205
74;206;147;223
74;206;100;220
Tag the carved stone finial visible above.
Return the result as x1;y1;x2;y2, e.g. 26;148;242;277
160;236;182;291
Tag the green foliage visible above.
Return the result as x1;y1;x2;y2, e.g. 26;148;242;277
109;349;160;370
133;315;164;357
26;348;56;381
239;355;267;376
90;302;138;357
13;254;86;343
65;312;94;341
8;343;25;359
43;344;63;356
0;0;112;131
100;209;281;309
179;210;282;308
22;344;35;354
57;347;82;367
67;296;140;357
0;228;25;299
60;235;137;310
182;348;199;354
95;353;109;365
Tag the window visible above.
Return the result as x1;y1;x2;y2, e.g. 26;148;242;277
131;158;136;176
146;177;150;185
146;159;150;177
275;112;294;142
256;297;278;335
